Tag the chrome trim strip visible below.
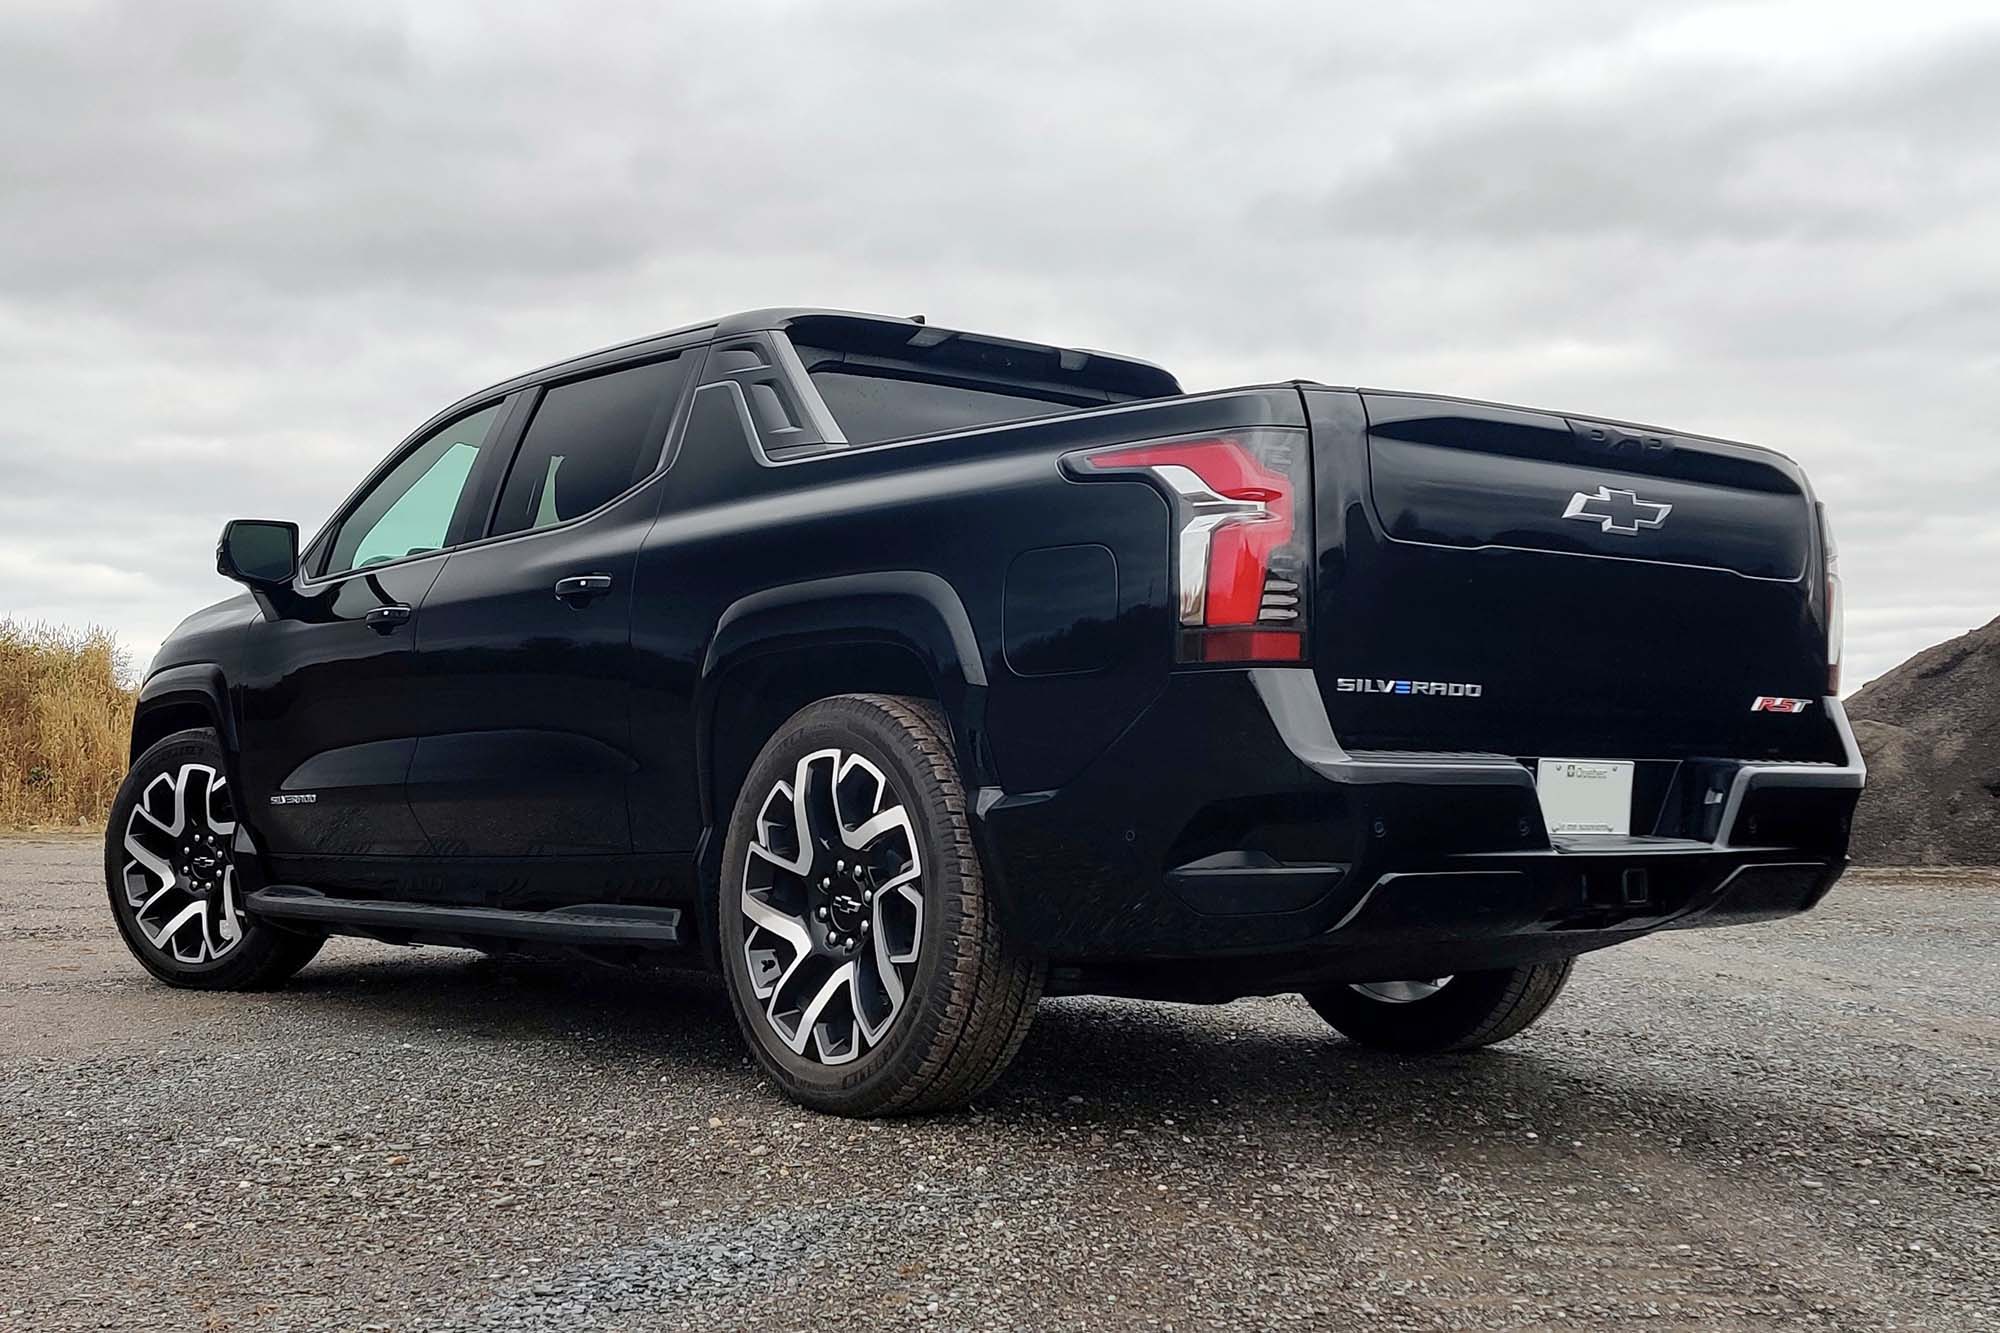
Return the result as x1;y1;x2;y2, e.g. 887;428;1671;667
1710;860;1828;893
1326;870;1523;932
696;379;772;467
299;344;708;591
1252;669;1865;846
1250;668;1535;789
1150;463;1271;626
293;546;452;592
768;329;847;446
296;478;666;591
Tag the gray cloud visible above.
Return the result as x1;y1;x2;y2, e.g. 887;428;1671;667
1;0;1996;691
1299;32;2000;246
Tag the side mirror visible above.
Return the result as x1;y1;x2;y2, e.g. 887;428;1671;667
216;519;300;587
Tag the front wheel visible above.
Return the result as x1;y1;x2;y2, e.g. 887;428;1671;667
104;727;325;990
1303;960;1573;1053
718;694;1043;1116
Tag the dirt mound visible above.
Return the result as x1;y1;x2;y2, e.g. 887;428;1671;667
1845;614;2000;865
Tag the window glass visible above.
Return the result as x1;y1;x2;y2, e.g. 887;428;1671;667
325;403;501;574
490;355;687;538
807;368;1079;446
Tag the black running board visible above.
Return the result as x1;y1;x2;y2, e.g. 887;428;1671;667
246;885;683;950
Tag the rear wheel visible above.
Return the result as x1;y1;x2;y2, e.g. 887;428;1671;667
718;694;1043;1116
104;727;324;990
1303;960;1573;1053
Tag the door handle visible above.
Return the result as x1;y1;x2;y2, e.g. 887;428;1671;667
554;573;614;605
364;604;413;633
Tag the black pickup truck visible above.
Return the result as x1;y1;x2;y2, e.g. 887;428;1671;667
107;308;1863;1115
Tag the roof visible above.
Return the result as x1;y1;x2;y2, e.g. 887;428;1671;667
457;307;1177;413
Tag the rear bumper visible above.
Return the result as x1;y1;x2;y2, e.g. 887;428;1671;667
976;668;1862;994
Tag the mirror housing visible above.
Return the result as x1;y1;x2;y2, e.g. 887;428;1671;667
216;519;300;587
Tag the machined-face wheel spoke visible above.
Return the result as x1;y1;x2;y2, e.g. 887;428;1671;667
1350;977;1455;1005
740;747;924;1067
120;762;246;966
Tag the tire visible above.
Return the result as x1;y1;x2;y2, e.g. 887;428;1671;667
104;727;325;990
1303;960;1573;1053
718;694;1043;1116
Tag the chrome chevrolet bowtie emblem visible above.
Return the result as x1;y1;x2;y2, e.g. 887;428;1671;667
1562;485;1672;535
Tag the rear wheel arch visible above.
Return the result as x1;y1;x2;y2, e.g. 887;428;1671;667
697;573;992;827
692;574;993;962
694;646;969;964
704;642;946;828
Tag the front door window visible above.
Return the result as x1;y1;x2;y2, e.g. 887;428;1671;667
324;403;502;575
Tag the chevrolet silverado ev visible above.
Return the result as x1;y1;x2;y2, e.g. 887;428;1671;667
106;309;1862;1114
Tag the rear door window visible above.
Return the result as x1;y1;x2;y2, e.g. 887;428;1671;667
490;355;689;538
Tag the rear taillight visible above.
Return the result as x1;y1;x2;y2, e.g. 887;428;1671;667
1820;503;1843;694
1067;430;1310;663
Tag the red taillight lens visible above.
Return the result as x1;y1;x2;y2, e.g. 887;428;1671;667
1187;629;1305;662
1068;430;1310;664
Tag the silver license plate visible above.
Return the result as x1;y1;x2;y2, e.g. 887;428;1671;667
1536;758;1635;836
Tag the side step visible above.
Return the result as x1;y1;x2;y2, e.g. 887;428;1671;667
245;885;683;949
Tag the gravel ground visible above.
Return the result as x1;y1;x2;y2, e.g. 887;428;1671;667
2;836;1995;1332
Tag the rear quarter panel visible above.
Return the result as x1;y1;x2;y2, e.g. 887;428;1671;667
628;386;1308;851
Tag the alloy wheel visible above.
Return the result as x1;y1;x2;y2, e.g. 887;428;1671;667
738;747;924;1066
118;763;246;964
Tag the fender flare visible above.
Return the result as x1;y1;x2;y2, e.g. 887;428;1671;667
703;570;985;686
698;570;988;785
132;663;235;758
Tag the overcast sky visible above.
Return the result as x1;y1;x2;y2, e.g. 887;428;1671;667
2;0;1996;689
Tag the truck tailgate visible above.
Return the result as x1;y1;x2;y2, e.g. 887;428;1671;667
1306;388;1841;764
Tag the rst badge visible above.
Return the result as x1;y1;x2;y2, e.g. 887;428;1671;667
1750;696;1811;714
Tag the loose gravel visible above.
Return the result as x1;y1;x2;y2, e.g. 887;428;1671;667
2;838;1995;1331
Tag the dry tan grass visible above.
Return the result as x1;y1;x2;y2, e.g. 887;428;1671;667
0;619;136;830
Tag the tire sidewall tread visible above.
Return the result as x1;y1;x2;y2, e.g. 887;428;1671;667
1305;960;1574;1054
718;694;1042;1116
